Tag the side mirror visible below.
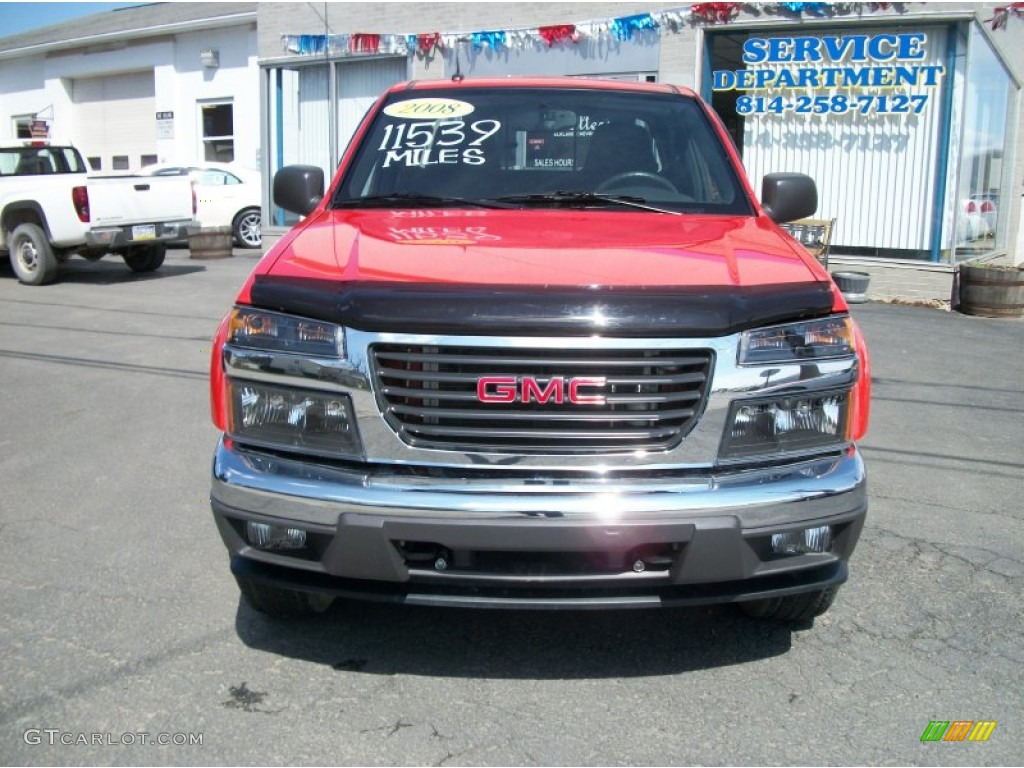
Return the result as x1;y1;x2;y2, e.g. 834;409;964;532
273;165;325;216
761;173;818;224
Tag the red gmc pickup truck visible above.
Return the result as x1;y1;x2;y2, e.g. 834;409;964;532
209;77;870;622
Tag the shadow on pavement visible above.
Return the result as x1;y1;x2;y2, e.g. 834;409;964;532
234;598;796;679
0;256;207;285
57;259;208;284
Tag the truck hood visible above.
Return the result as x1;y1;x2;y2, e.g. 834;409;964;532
250;209;837;337
267;209;818;287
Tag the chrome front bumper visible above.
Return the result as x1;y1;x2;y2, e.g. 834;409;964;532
211;439;867;609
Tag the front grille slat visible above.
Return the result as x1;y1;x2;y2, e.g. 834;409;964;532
389;404;697;422
371;343;714;454
379;351;711;368
403;425;681;440
375;367;491;384
605;391;703;405
398;438;678;454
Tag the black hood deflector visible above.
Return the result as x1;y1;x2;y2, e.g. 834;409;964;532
249;276;835;337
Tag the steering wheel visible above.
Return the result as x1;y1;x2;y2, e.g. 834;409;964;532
597;171;678;194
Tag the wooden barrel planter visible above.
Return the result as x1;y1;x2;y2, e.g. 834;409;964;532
957;263;1024;318
187;226;233;260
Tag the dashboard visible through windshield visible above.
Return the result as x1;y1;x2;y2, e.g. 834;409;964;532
333;86;753;216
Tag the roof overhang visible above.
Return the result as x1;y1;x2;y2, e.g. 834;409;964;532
0;10;257;62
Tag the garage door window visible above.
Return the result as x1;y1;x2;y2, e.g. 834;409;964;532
201;102;234;163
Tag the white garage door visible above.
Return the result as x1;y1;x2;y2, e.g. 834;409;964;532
337;58;408;159
72;71;156;173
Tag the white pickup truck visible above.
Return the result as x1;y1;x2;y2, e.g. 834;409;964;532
0;143;195;285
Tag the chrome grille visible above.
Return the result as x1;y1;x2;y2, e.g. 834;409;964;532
371;344;713;454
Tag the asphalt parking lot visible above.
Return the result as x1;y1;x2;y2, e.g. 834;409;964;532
0;248;1021;766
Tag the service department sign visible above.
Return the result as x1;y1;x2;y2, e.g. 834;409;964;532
713;32;944;117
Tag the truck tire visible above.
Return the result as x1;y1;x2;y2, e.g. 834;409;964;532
233;208;262;248
739;586;839;622
235;575;334;618
9;223;59;285
123;244;167;273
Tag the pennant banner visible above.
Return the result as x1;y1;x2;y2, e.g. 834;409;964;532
471;30;506;52
988;2;1024;30
280;2;944;60
350;33;380;54
537;24;577;47
780;2;832;14
610;13;659;41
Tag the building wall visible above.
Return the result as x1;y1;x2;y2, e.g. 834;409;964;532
828;257;955;305
0;54;49;131
0;23;259;170
168;25;261;169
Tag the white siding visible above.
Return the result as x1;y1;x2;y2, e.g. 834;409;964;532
278;66;331;177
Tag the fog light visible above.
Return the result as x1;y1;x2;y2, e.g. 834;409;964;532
771;525;832;555
246;521;307;551
721;391;849;459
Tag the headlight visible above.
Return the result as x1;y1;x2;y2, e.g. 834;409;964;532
228;381;362;459
739;316;853;365
720;390;850;460
228;307;344;357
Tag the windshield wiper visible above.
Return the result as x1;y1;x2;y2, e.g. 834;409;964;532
334;193;513;210
487;191;680;215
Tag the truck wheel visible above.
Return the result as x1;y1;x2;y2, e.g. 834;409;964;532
739;586;839;622
9;223;59;285
233;208;262;248
123;244;167;273
235;575;333;618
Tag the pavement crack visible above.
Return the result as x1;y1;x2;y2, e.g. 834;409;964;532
868;491;1020;522
361;718;413;737
864;525;1023;579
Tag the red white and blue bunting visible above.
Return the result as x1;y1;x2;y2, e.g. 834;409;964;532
987;2;1024;29
280;2;976;60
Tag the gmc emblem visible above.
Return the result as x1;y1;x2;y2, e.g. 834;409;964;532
476;376;607;405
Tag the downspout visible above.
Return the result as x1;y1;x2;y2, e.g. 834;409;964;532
700;30;713;102
929;24;959;263
275;68;285;226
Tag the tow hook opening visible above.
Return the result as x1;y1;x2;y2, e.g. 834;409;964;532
394;540;683;577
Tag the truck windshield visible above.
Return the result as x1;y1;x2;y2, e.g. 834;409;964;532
333;87;753;216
